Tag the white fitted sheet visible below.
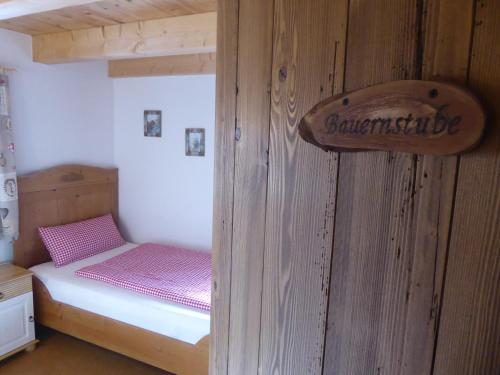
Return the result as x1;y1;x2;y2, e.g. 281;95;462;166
30;243;210;345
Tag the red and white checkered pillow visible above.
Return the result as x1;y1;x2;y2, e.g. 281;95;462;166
39;214;126;267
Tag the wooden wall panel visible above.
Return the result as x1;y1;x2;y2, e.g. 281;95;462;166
210;1;238;374
433;1;500;373
258;0;339;373
324;0;453;373
227;0;274;373
397;1;475;373
212;0;500;374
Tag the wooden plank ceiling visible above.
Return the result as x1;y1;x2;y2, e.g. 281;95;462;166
0;1;99;20
0;0;216;35
31;11;216;63
0;1;217;75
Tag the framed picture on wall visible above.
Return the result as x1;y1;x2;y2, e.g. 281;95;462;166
185;128;205;156
144;110;162;137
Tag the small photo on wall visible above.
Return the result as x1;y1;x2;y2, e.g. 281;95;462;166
144;110;162;137
185;128;205;156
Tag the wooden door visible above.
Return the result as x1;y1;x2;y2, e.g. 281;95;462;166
211;0;500;374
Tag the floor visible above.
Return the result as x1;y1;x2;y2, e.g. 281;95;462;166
0;326;171;375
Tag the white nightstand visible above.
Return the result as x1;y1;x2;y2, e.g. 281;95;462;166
0;264;38;361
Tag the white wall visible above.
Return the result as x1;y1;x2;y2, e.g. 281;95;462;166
0;29;114;175
0;28;114;261
113;75;215;252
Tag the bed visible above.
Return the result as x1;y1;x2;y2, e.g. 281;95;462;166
13;165;210;375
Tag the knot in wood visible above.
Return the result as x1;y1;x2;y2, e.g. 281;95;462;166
279;66;287;82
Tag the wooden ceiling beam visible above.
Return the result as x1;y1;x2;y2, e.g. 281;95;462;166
108;53;216;78
0;0;99;20
32;11;217;64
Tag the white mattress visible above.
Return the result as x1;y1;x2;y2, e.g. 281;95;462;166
30;243;210;345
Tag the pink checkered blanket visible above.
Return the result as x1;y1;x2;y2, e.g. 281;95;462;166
75;243;211;311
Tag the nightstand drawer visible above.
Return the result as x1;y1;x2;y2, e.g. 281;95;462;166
0;277;32;302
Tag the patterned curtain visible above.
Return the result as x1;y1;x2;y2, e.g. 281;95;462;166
0;72;19;240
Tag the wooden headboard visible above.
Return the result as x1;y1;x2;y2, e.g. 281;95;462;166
13;165;118;269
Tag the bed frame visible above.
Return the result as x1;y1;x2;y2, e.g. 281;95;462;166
13;165;209;375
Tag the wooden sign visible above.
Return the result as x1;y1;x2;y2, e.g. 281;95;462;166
299;80;485;155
